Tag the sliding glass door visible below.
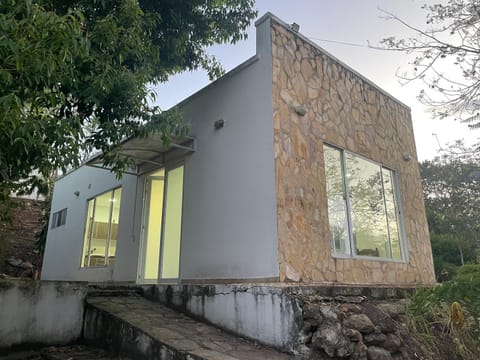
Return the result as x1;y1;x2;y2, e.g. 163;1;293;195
139;165;184;283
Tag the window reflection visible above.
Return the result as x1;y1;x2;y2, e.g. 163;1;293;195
324;146;350;254
81;188;122;267
323;144;404;260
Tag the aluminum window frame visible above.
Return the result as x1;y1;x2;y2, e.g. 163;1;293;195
80;186;122;268
323;143;408;262
51;208;67;229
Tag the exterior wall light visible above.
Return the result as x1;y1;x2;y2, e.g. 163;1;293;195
294;105;307;116
214;119;225;130
403;154;412;162
74;191;80;197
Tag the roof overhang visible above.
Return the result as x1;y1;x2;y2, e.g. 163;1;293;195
86;134;195;176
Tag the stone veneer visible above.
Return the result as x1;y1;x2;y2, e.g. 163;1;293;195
270;19;435;285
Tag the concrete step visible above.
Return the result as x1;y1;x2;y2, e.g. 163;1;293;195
87;284;148;297
85;296;294;360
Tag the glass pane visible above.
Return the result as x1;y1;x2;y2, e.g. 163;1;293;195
346;154;389;258
88;191;112;266
107;188;122;265
161;166;184;279
383;169;402;260
144;179;164;280
323;145;350;254
81;200;95;267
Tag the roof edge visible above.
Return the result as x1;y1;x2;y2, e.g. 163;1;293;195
263;12;411;111
172;55;260;110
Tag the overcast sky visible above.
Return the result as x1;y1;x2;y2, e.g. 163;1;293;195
154;0;478;161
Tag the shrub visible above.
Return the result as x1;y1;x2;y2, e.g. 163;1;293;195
409;264;480;359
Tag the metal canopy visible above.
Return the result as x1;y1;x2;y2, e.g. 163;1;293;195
86;134;195;176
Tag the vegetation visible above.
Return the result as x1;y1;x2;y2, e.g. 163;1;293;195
420;141;480;281
409;264;480;359
381;0;480;128
0;0;257;203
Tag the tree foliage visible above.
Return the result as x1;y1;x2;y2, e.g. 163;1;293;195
0;0;256;201
420;141;480;280
380;0;480;127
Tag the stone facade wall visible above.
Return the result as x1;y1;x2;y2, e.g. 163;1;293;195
271;19;435;285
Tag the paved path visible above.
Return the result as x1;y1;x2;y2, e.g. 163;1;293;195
0;345;132;359
88;296;294;360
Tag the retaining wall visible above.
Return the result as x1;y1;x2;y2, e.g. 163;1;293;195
146;284;413;354
0;280;87;348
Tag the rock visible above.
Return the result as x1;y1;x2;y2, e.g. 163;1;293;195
376;303;405;320
20;261;34;270
334;295;365;304
301;320;313;333
362;303;396;333
343;314;375;334
285;264;302;282
366;346;393;360
338;303;362;314
345;328;363;342
7;257;23;267
383;334;401;353
303;305;323;326
364;333;387;345
351;341;368;360
312;324;354;358
319;305;338;321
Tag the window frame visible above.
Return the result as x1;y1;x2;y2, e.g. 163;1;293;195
51;208;67;229
323;143;408;262
80;186;122;268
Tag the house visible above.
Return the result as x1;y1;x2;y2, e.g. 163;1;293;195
41;13;436;286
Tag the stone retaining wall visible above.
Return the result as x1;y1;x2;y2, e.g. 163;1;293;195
149;283;428;359
294;292;427;359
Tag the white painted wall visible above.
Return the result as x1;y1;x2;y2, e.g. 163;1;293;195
41;165;142;282
0;280;87;348
179;17;278;280
151;284;300;351
42;17;278;282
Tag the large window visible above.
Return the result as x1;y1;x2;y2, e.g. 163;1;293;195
81;188;122;267
323;144;404;260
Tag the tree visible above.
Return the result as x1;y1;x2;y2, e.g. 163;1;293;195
420;141;480;279
0;0;256;201
380;0;480;128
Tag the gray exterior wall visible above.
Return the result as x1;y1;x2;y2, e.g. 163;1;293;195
41;166;142;282
42;18;278;282
179;18;278;280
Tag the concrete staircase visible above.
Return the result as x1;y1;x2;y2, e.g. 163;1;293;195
84;294;294;360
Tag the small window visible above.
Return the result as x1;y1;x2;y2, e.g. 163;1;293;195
323;144;405;260
51;208;67;229
81;188;122;268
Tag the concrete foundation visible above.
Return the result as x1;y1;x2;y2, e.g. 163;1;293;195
146;284;413;353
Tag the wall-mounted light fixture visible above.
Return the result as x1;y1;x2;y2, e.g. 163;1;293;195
294;105;307;116
214;119;225;130
74;191;80;197
403;154;412;162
